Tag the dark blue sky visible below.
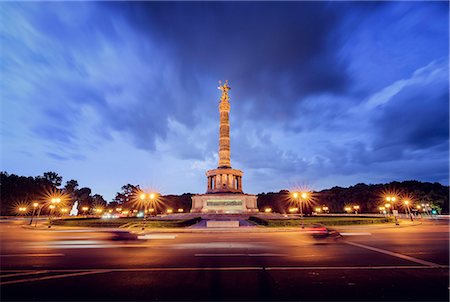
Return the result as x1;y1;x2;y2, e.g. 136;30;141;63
1;2;448;200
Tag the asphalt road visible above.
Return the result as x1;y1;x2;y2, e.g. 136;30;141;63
1;219;448;301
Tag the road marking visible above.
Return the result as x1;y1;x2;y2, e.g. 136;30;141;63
0;270;110;286
344;241;445;267
1;270;49;278
0;253;64;257
137;235;177;240
195;253;286;257
264;265;446;270
340;232;372;236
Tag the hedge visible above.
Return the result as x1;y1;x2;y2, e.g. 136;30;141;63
248;216;394;227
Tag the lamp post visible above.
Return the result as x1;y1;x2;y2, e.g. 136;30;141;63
386;196;399;225
48;197;61;228
292;192;307;229
140;192;156;231
82;206;89;217
18;207;27;216
29;202;39;225
385;203;391;215
403;200;413;221
35;204;44;228
48;204;55;228
353;205;360;215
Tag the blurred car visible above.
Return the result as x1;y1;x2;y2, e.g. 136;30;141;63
109;230;138;241
301;224;342;239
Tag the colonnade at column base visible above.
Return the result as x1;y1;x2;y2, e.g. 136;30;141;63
205;168;244;193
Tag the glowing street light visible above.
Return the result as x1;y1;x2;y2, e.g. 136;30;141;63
292;191;308;229
403;200;413;221
344;207;352;213
385;195;399;225
353;205;360;215
178;208;184;213
82;206;89;217
264;208;272;213
288;207;298;213
48;204;56;228
139;192;158;231
29;202;40;225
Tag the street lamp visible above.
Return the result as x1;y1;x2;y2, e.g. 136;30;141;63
48;204;56;228
353;205;360;215
384;203;391;215
29;202;39;225
47;196;62;228
140;192;157;231
18;207;27;215
82;206;89;217
292;192;307;229
403;200;413;221
386;196;399;225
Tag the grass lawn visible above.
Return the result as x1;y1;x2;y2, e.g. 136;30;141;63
51;217;201;228
249;216;394;227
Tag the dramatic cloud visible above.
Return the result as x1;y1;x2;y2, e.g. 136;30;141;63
1;2;448;199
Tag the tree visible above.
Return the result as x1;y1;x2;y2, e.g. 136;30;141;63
64;179;79;195
42;172;63;187
75;187;93;210
113;184;140;209
92;194;107;208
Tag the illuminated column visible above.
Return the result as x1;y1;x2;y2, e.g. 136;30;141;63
218;81;231;168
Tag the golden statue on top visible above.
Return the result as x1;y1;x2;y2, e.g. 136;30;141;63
218;80;231;102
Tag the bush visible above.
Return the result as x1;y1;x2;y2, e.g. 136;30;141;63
52;217;201;228
248;216;394;227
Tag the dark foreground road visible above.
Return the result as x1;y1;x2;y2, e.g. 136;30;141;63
1;219;448;301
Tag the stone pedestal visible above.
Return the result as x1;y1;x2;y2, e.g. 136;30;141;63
191;193;258;214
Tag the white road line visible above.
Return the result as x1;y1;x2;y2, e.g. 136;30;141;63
340;232;372;236
0;253;65;257
0;270;111;286
137;235;177;240
344;241;445;267
265;265;447;270
1;270;49;278
194;253;287;257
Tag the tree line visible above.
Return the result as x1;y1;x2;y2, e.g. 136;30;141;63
257;181;448;214
1;171;448;215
